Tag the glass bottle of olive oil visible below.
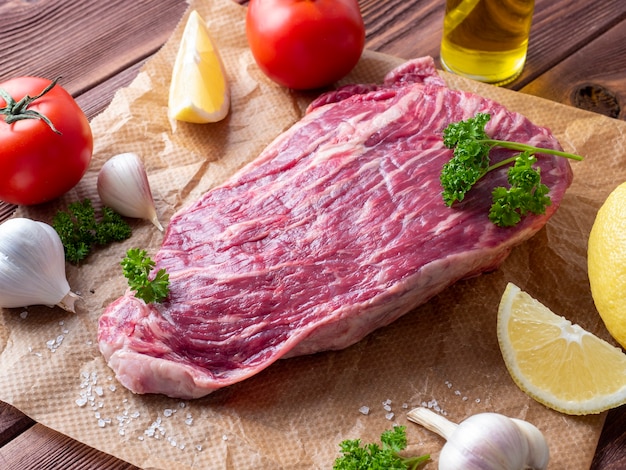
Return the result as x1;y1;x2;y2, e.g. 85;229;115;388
440;0;534;85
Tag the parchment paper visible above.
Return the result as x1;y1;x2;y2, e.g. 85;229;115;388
1;0;624;468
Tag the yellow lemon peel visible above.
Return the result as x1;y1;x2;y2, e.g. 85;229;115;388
588;181;626;349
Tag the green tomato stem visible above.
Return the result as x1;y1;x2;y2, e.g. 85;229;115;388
0;77;62;134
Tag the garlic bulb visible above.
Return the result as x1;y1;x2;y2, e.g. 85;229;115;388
97;152;163;231
407;407;550;470
0;218;79;312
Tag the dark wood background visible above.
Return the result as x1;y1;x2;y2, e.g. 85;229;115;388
0;0;625;468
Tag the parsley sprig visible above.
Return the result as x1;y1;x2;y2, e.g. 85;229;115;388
440;113;583;227
53;198;132;263
121;248;170;304
333;426;430;470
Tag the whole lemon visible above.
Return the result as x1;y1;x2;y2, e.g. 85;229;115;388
588;182;626;349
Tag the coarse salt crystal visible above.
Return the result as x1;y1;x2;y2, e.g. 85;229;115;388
385;412;395;420
358;406;370;415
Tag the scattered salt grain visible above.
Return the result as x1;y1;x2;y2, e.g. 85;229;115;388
163;408;174;417
222;434;228;441
385;412;395;420
358;406;370;415
20;310;28;319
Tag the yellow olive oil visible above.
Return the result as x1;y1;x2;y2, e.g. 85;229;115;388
440;0;534;85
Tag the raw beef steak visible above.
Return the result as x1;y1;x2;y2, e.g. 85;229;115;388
98;57;573;399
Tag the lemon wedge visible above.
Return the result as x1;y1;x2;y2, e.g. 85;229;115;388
168;10;230;123
497;282;626;415
588;181;626;349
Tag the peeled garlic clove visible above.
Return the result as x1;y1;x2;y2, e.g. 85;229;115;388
97;152;163;231
0;218;79;312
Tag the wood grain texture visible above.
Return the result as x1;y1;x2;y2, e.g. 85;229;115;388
0;0;187;95
521;19;626;120
592;406;626;469
0;423;139;470
0;403;34;446
1;0;626;468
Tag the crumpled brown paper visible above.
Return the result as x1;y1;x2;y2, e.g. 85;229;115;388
0;0;623;468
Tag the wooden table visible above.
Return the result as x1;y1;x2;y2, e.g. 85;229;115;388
0;0;625;468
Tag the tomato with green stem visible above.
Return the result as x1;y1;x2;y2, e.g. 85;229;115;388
0;76;93;206
246;0;366;90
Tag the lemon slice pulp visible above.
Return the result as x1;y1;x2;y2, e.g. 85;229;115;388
168;9;230;123
497;282;626;415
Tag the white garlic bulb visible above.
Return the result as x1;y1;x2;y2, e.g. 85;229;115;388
97;152;163;231
407;407;549;470
0;218;79;312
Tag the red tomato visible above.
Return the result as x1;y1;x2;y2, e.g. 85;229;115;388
246;0;366;90
0;77;93;205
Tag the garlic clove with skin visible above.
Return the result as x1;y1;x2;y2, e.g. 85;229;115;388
407;407;549;470
0;218;79;312
97;152;163;231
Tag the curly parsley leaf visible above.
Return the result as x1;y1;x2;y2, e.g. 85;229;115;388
53;198;132;263
489;152;552;226
440;113;583;227
121;248;169;304
333;426;430;470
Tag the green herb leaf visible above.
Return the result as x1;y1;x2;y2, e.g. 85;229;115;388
52;198;132;263
121;248;169;304
440;113;583;227
333;426;429;470
489;152;552;226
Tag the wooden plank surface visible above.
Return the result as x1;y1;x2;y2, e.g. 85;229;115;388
0;0;625;468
